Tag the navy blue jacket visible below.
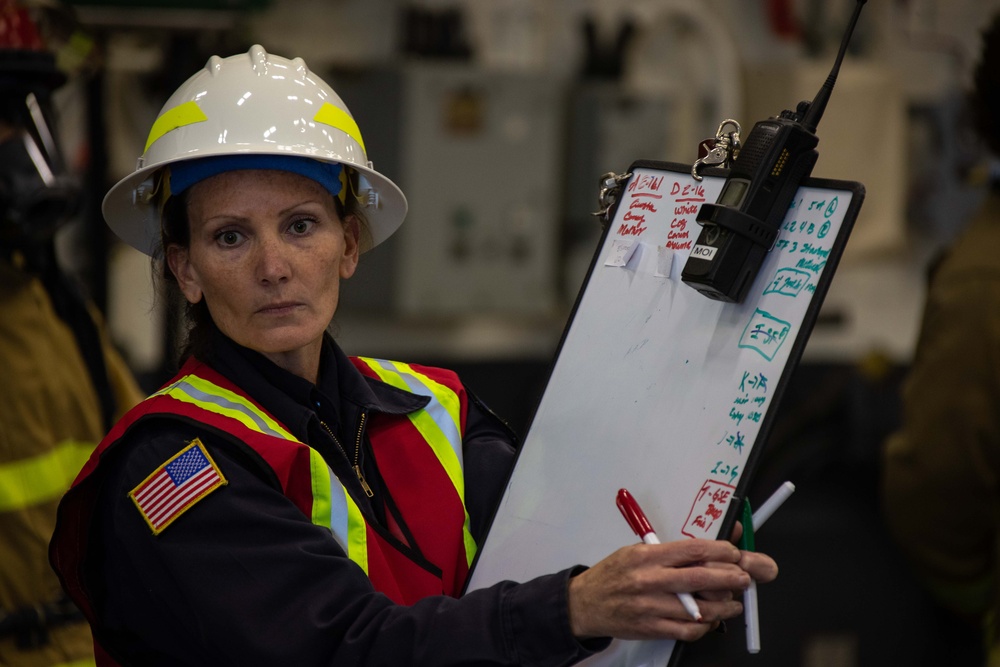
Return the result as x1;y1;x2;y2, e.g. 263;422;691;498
78;332;608;666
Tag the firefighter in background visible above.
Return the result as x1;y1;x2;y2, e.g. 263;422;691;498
882;11;1000;667
0;1;144;665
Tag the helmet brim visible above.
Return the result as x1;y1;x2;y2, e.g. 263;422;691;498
102;149;407;257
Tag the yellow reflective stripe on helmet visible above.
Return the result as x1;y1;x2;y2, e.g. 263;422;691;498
155;375;296;441
144;100;209;152
309;451;369;574
356;358;476;566
0;440;93;512
314;102;366;154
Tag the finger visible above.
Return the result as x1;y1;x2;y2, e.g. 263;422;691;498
675;561;749;590
663;563;751;596
739;551;779;583
616;616;716;643
730;521;744;544
695;597;744;622
696;588;736;603
699;559;748;573
606;598;743;641
642;539;743;568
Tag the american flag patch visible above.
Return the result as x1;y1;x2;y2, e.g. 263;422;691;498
129;439;227;534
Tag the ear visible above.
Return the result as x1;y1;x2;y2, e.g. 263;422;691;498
340;216;361;280
165;244;204;304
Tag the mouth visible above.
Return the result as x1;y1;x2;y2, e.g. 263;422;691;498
256;301;304;316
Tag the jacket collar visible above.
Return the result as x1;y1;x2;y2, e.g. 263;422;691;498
200;328;429;441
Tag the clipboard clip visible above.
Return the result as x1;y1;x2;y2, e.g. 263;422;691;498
692;119;742;181
592;170;632;223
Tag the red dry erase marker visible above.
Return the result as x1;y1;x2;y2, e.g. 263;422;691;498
616;488;703;621
616;488;658;543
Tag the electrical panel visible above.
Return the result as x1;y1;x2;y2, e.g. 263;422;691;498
336;63;564;317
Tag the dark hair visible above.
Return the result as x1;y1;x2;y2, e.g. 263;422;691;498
157;165;372;365
971;13;1000;155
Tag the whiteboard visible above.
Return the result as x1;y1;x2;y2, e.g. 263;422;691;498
464;161;864;666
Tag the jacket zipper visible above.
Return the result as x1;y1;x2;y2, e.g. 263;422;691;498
320;413;373;498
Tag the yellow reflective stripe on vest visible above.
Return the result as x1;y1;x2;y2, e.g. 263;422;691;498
155;375;296;440
0;439;93;512
309;449;369;573
357;359;463;485
356;358;476;566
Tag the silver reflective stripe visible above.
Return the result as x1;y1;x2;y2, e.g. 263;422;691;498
159;378;291;439
326;465;351;553
367;359;463;465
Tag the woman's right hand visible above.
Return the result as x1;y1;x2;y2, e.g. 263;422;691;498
567;539;771;643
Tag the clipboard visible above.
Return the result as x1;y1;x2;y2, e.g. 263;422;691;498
464;159;864;666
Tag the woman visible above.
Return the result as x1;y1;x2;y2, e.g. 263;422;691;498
50;45;776;666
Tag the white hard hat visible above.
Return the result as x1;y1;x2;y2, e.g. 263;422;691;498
102;44;407;256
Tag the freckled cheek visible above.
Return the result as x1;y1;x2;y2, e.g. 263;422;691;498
202;267;252;318
318;269;342;314
323;276;342;305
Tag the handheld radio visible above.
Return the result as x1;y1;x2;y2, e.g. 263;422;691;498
681;0;867;303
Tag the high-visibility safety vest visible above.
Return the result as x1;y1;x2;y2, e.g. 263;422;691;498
51;356;477;664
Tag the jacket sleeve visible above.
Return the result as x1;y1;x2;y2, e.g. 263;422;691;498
93;420;605;667
461;389;521;543
882;272;1000;618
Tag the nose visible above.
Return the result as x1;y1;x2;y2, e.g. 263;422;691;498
255;234;291;285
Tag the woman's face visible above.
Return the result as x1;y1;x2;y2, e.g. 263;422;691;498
166;169;359;379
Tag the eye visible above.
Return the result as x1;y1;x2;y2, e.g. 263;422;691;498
288;217;316;236
216;229;244;247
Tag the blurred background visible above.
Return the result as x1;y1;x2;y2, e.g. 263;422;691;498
40;0;1000;664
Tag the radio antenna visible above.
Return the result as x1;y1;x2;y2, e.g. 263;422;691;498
800;0;868;133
